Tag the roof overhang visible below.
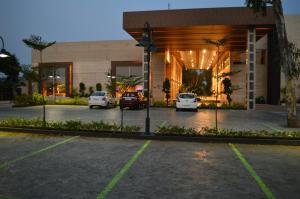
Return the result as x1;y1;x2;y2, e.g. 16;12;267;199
123;7;276;51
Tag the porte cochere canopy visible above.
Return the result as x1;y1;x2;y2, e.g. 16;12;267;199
123;7;276;51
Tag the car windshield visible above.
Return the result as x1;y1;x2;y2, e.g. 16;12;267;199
91;92;106;96
179;94;195;99
123;93;137;97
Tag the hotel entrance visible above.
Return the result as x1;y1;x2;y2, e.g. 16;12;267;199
123;7;279;109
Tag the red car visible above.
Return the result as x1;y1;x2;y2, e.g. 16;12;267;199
119;92;145;109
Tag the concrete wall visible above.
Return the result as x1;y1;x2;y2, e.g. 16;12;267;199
32;40;143;91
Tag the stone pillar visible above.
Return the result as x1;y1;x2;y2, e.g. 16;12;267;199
151;52;165;101
247;27;256;110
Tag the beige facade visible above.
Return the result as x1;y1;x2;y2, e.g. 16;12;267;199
32;40;143;94
30;13;300;106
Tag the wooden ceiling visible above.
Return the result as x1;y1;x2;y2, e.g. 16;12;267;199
123;7;275;51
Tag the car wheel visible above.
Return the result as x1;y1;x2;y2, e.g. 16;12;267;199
89;105;93;109
193;108;198;112
176;108;179;111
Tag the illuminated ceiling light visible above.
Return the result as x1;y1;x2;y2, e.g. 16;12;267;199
166;50;170;63
190;50;192;55
203;49;206;54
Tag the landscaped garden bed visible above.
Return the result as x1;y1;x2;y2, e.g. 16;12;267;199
0;118;140;133
0;118;299;141
155;123;300;139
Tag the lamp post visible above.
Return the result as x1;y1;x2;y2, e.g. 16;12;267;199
0;36;9;58
49;69;60;104
136;22;156;135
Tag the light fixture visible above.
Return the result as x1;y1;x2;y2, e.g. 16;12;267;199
203;49;206;54
0;36;9;58
190;50;192;55
166;50;170;63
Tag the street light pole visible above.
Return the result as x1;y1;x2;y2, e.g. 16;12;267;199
136;22;156;135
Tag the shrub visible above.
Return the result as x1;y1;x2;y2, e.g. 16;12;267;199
96;83;102;91
13;94;33;107
154;123;300;139
230;102;246;109
0;118;141;133
70;88;80;98
152;100;167;107
255;96;266;104
13;92;47;107
199;103;208;109
32;92;47;105
89;86;94;95
79;82;86;97
220;103;230;109
207;102;217;109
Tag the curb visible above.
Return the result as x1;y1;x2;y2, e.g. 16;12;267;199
0;127;300;146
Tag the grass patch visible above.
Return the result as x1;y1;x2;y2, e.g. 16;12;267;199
0;118;141;133
155;122;300;139
55;97;88;105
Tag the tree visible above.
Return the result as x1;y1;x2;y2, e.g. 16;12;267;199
222;78;233;105
79;82;86;97
205;37;227;131
23;34;56;126
89;86;94;95
21;65;39;95
220;71;241;105
162;78;171;106
246;0;300;127
0;52;21;99
116;75;143;93
96;83;102;91
105;72;116;96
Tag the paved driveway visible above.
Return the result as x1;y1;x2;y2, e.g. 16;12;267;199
0;105;298;132
0;133;299;199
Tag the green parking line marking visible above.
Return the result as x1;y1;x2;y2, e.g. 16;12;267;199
96;140;151;199
262;123;281;132
229;143;276;199
0;136;79;170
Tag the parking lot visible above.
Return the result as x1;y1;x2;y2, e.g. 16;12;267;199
0;105;297;132
0;132;300;199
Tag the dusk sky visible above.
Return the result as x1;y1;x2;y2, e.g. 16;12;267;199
1;0;300;64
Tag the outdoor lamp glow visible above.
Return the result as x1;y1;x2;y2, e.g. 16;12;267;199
0;36;9;58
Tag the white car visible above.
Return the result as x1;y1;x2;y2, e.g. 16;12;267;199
88;91;116;109
176;93;198;112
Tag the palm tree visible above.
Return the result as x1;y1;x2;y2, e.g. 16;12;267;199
21;65;39;95
23;35;56;126
246;0;300;127
116;75;143;93
204;37;227;131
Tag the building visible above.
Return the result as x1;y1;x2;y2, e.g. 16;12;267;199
31;7;300;109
